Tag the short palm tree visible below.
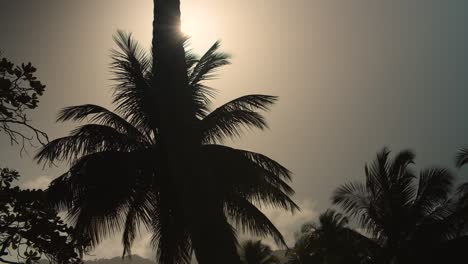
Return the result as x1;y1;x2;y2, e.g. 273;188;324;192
35;32;297;264
332;147;459;263
287;210;374;264
240;240;279;264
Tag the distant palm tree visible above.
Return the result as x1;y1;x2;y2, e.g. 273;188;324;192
455;148;468;207
287;210;374;264
332;147;461;263
36;32;296;264
240;240;279;264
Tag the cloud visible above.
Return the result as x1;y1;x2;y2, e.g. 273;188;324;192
86;229;154;260
237;199;318;249
20;175;53;190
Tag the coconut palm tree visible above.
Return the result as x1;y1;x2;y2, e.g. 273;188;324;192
455;148;468;207
239;240;279;264
287;210;374;264
332;147;461;263
35;32;296;264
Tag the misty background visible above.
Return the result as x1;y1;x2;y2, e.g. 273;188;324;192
2;0;468;259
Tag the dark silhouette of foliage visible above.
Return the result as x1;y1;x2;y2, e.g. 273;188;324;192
287;210;374;264
332;148;468;264
0;55;48;151
455;147;468;207
0;168;86;264
239;240;279;264
62;255;153;264
36;31;296;264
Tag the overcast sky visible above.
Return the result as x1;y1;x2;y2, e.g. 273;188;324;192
2;0;468;259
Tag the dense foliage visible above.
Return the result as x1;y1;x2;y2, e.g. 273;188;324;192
286;148;468;264
287;210;374;264
0;168;86;264
239;240;279;264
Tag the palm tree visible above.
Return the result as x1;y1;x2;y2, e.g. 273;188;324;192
239;240;279;264
287;210;374;264
36;32;297;264
455;148;468;207
285;232;311;264
332;147;460;263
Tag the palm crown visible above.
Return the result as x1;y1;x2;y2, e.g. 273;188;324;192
239;240;279;264
332;148;460;263
36;31;297;264
287;210;374;264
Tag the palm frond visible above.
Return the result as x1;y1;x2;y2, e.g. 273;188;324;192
331;181;379;237
455;147;468;168
122;190;156;257
240;240;280;264
201;145;294;197
201;110;266;143
184;39;199;72
365;148;391;196
188;41;230;117
457;182;468;205
57;104;150;143
35;124;142;165
110;30;155;133
226;196;287;247
390;149;415;180
200;95;277;143
332;181;369;217
47;150;156;248
319;210;349;229
188;40;230;86
414;168;454;218
239;148;292;181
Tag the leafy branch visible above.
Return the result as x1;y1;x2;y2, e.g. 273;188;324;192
0;55;48;154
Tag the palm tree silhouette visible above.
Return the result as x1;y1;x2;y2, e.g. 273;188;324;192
239;240;279;264
36;32;297;264
287;210;374;264
332;147;462;263
455;148;468;207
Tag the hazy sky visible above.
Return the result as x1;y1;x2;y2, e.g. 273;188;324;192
2;0;468;259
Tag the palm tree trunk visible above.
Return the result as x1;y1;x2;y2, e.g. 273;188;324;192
151;1;242;264
151;0;195;223
151;0;193;144
151;1;198;264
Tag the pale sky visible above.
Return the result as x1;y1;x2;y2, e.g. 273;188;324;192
2;0;468;260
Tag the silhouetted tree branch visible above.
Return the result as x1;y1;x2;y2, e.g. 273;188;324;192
0;168;88;264
0;55;48;154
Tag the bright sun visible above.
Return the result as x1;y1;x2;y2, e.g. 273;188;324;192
180;11;219;53
180;21;195;38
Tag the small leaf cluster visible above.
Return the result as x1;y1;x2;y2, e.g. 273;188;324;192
0;57;45;119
